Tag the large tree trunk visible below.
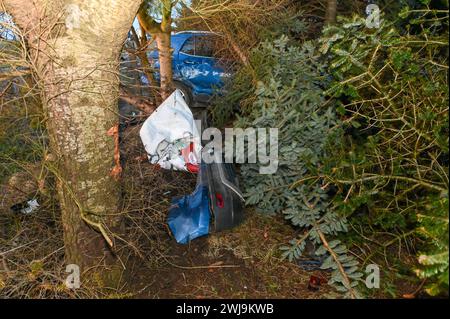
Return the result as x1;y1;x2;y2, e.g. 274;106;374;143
3;0;142;282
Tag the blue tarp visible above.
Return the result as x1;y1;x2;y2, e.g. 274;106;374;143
167;184;210;244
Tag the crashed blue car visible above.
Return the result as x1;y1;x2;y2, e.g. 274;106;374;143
148;31;228;105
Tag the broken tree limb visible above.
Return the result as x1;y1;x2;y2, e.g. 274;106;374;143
119;87;155;115
317;229;358;299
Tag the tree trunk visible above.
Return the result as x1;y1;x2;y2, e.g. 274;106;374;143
138;0;174;101
325;0;337;25
3;0;142;283
154;31;173;100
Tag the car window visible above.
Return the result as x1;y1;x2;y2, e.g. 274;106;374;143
195;35;214;57
180;37;195;55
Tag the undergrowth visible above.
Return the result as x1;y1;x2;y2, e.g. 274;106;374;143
213;4;449;298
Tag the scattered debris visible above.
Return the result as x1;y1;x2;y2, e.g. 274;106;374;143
296;240;326;271
297;259;323;271
308;273;327;292
10;198;39;215
203;157;245;232
139;89;201;173
168;182;210;244
139;91;245;244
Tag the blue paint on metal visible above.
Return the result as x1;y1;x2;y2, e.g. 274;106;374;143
148;31;226;101
167;184;210;244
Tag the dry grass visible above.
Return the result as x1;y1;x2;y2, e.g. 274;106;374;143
115;125;336;299
0;96;420;299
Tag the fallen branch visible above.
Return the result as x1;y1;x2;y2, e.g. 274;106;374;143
119;87;155;115
317;229;358;299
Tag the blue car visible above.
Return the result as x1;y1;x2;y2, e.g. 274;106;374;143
148;31;228;106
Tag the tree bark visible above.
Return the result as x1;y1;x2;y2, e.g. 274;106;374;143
120;87;155;114
154;31;173;100
325;0;337;25
2;0;142;282
138;0;174;100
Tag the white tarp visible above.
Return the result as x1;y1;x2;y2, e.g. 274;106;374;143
139;89;201;172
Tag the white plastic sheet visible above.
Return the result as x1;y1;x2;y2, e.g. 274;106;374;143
139;89;201;172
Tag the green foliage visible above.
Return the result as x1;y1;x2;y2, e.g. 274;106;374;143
415;195;449;295
232;36;362;297
210;7;310;127
215;4;448;298
315;239;363;295
320;9;449;296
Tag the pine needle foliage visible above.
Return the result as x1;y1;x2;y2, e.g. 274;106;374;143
232;36;363;298
221;4;448;297
319;6;448;296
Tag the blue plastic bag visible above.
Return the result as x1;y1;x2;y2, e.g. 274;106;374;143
167;184;210;244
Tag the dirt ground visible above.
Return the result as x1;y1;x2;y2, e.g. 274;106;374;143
0;121;334;299
123;213;340;299
0;122;421;299
119;123;336;299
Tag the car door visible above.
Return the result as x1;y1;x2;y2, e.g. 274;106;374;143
177;34;224;96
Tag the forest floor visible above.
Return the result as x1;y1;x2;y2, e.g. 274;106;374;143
125;216;337;299
119;124;422;299
120;123;336;299
0;121;422;299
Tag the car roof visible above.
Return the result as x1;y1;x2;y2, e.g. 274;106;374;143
170;31;219;52
148;31;219;56
172;30;217;36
